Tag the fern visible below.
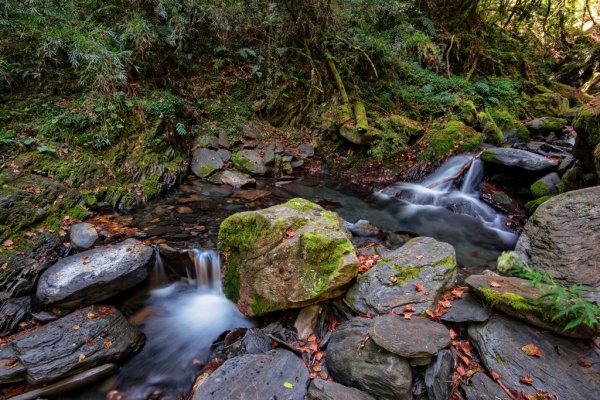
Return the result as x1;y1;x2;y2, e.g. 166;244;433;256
175;122;187;136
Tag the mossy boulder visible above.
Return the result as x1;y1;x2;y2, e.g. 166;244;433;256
231;149;271;176
525;117;568;132
218;198;358;316
529;172;560;198
477;111;504;145
573;96;600;178
524;195;551;214
191;148;224;178
387;115;425;137
529;92;570;117
421;121;482;160
466;274;597;339
456;100;479;127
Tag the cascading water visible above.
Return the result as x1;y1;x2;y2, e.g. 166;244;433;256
116;249;252;398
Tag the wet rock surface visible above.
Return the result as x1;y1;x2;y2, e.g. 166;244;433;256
461;372;512;400
192;349;309;400
425;349;454;400
0;305;143;384
36;239;153;311
191;148;225;178
440;292;490;323
515;186;600;301
69;222;98;250
326;318;412;400
0;296;31;336
345;237;456;315
307;378;375;400
369;315;450;358
481;147;559;171
469;315;600;400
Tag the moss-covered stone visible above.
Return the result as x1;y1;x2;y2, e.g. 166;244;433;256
573;96;600;178
387;115;425;136
524;195;551;214
496;251;528;274
477;111;504;145
456;100;478;127
529;92;570;117
422;121;482;161
530;180;550;198
218;198;358;316
392;263;423;284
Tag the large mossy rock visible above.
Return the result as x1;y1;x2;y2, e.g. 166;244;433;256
529;92;570;117
477;111;504;145
421;121;482;160
218;198;359;316
344;237;456;315
36;239;154;312
515;186;600;300
469;315;600;400
573;96;600;178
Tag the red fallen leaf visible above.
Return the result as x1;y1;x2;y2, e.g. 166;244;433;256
403;313;412;320
359;333;370;348
85;338;97;346
23;232;36;239
415;283;425;292
389;276;398;283
320;372;329;380
285;228;296;238
579;361;592;368
315;350;325;361
527;391;555;400
103;341;112;350
72;325;81;331
403;305;416;312
87;312;98;319
451;287;464;298
456;365;466;377
521;343;542;357
415;255;424;260
490;370;501;380
438;300;452;308
520;375;534;385
359;313;373;319
490;281;502;288
449;328;458;340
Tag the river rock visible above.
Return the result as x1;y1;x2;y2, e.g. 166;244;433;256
219;198;358;316
0;296;31;337
326;318;412;399
299;143;315;158
461;372;511;400
221;328;272;359
573;96;600;177
469;315;600;400
466;274;598;338
425;350;454;400
530;92;570;117
307;379;375;400
192;349;309;400
525;116;568;132
217;170;256;188
369;315;450;359
0;305;144;384
36;239;154;311
191;148;224;178
481;147;559;172
231;189;271;202
294;305;321;340
344;237;456;315
231;149;271;175
69;223;98;250
529;172;560;198
515;186;600;301
440;292;490;323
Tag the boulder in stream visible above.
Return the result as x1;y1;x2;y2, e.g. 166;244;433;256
192;349;309;400
191;148;225;178
515;186;600;302
481;147;559;172
344;237;456;315
0;305;144;385
69;222;98;250
219;198;358;316
469;314;600;400
525;116;568;132
326;318;412;400
231;149;271;176
36;239;154;312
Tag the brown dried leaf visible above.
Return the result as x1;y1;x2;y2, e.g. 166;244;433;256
489;281;502;288
415;283;425;292
521;343;542;357
520;375;534;385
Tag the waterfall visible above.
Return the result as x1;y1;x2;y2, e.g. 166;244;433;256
187;249;222;293
151;248;169;286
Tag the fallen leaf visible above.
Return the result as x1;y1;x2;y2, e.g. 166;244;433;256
579;361;592;368
87;312;98;319
415;255;424;260
490;370;500;380
72;325;81;331
449;328;458;340
403;305;416;312
451;287;464;298
1;262;8;270
85;338;97;346
520;375;534;385
527;391;555;400
403;313;412;320
77;354;86;363
389;276;398;283
2;239;14;249
521;343;542;357
283;382;294;389
285;228;296;238
103;341;112;350
489;281;502;288
415;283;425;292
439;300;452;308
81;257;91;265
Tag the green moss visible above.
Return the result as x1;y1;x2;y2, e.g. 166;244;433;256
433;254;456;268
494;353;508;364
477;111;504;145
496;251;528;274
195;163;216;177
492;191;512;205
68;205;88;220
388;114;425;136
218;211;275;255
231;151;254;174
223;266;241;303
490;109;517;132
456;100;478;127
392;263;423;284
422;121;482;161
515;124;530;140
530;92;570;117
480;150;496;162
530;180;550;198
524;195;551;214
479;287;544;313
250;291;275;316
559;168;579;193
284;198;320;212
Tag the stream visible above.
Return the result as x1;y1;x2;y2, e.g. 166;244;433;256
78;154;519;399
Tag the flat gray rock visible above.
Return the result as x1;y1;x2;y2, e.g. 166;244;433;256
468;315;600;400
369;315;450;358
345;237;456;315
69;223;98;250
192;349;309;400
326;318;412;400
232;149;271;176
0;296;31;336
515;186;600;302
191;148;224;177
462;372;512;400
36;239;153;311
425;350;454;400
216;170;256;188
441;293;490;323
0;305;143;384
308;379;375;400
481;147;558;171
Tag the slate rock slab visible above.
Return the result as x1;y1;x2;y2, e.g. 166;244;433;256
326;318;412;400
192;349;309;400
0;305;144;384
481;147;559;171
345;237;456;315
216;170;255;188
308;379;375;400
425;350;454;400
36;239;153;311
462;372;512;400
441;293;491;323
69;223;98;250
369;315;450;358
191;148;224;178
468;315;600;400
515;186;600;302
0;296;31;337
